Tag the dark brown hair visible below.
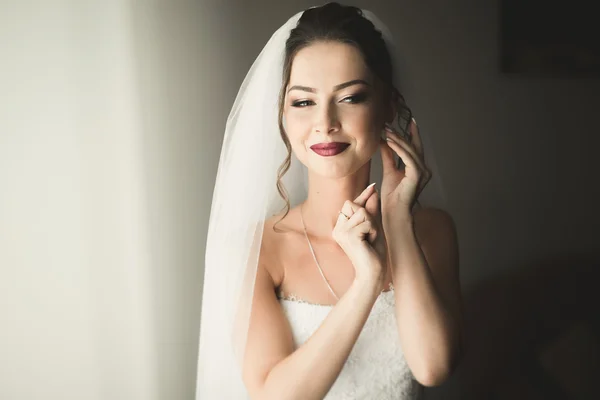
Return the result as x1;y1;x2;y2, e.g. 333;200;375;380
273;2;412;232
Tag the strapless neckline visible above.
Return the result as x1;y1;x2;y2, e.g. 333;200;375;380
277;283;395;308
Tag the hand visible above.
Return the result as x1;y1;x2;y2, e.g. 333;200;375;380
379;118;432;217
332;183;388;285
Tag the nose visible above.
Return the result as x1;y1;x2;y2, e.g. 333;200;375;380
313;102;340;134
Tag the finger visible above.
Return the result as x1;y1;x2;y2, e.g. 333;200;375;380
345;207;368;229
345;206;378;243
410;118;424;159
351;220;377;244
364;191;380;243
385;130;427;173
380;136;397;173
364;189;379;219
337;208;352;224
340;199;360;221
347;214;376;243
353;182;377;206
385;127;423;168
385;137;421;177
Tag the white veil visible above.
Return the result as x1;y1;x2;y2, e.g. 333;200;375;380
196;6;447;399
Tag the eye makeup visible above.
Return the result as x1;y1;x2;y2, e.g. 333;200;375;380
290;91;369;107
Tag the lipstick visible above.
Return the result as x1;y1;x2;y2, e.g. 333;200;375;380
310;142;350;157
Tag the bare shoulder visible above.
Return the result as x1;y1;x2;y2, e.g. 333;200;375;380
260;216;281;286
413;206;458;244
262;209;299;287
411;206;460;282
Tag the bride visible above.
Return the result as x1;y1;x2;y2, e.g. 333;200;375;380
197;3;464;399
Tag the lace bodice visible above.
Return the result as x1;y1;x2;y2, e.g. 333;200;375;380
277;285;423;399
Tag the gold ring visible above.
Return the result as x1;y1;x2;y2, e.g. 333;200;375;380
339;211;350;220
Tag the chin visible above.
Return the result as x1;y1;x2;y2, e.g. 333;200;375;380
313;160;366;179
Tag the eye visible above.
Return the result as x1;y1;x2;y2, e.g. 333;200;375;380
291;99;314;108
341;92;368;104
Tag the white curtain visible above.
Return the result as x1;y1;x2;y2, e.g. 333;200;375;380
0;2;211;399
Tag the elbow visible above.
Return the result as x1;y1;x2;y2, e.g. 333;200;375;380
413;364;451;387
251;371;296;400
413;342;463;387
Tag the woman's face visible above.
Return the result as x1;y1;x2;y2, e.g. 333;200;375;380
283;41;388;178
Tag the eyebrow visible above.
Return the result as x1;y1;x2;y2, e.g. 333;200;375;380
287;79;370;94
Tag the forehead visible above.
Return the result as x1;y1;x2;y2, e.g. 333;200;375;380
288;41;371;87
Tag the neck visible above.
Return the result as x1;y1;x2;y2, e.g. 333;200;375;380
301;161;372;240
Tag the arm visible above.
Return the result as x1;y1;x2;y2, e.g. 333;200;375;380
386;207;463;387
243;260;382;400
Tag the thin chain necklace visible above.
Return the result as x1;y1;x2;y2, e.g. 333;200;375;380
300;203;340;301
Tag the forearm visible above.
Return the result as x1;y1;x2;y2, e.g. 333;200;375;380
387;216;460;384
260;278;380;400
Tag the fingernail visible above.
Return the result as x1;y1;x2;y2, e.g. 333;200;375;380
367;182;376;190
411;117;417;126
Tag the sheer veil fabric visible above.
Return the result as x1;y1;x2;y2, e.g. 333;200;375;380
196;6;447;399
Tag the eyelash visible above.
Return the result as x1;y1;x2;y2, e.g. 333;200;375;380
291;93;367;108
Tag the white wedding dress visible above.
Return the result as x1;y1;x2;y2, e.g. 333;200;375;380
277;283;423;399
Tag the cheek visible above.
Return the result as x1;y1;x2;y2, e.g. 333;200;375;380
282;112;309;158
340;107;380;139
283;113;308;144
285;111;305;127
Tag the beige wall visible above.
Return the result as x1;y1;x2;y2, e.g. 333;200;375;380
1;1;598;399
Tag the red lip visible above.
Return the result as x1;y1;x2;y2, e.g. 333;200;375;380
310;142;350;156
